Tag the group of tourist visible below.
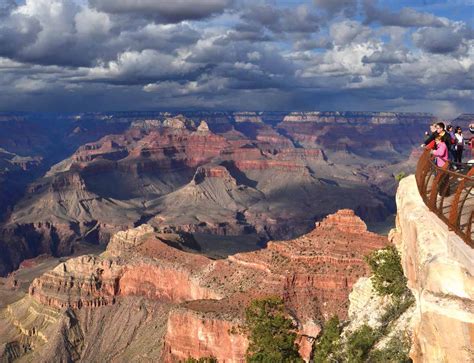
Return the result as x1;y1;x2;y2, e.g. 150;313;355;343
422;122;472;168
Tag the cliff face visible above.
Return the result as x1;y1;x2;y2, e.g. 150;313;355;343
392;175;474;362
0;209;388;362
0;110;438;277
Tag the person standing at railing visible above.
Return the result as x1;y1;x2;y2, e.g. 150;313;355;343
447;125;456;161
422;122;438;149
454;126;464;163
431;135;448;167
469;124;474;161
422;122;451;150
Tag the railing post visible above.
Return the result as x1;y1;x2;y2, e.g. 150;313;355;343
448;168;474;232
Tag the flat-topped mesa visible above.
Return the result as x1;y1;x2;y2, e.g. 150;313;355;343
315;209;368;234
233;159;308;173
233;112;263;123
106;223;156;256
191;165;236;185
281;111;435;125
29;255;122;309
162;114;195;130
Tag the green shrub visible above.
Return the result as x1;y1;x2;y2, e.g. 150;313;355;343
368;334;411;363
313;316;342;363
346;325;379;363
245;297;303;363
394;172;407;182
183;357;218;363
379;293;415;335
365;245;408;297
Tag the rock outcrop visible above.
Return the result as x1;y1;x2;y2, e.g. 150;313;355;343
392;175;474;362
1;111;436;276
1;209;388;362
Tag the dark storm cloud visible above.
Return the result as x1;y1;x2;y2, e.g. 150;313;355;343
363;0;445;27
89;0;233;23
362;50;408;64
413;26;471;54
0;0;472;117
0;13;42;59
239;4;320;34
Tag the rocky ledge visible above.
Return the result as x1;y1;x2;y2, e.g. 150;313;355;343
14;209;387;362
392;175;474;362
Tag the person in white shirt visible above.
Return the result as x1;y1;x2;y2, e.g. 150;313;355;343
454;126;464;163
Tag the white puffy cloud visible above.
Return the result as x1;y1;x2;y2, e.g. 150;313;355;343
75;7;112;36
330;20;373;46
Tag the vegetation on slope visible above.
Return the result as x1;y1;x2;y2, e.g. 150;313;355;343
183;357;218;363
245;297;303;363
312;245;414;362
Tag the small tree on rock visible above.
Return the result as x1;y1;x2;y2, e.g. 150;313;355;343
245;297;303;363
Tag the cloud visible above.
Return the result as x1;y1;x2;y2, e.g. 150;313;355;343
80;49;202;84
412;26;469;54
313;0;357;17
329;20;372;46
362;49;408;64
239;4;320;34
89;0;233;23
363;0;446;27
75;7;112;36
0;0;471;117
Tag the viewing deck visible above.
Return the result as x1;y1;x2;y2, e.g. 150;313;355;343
415;149;474;247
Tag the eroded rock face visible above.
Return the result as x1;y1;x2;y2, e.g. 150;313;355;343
163;306;248;363
21;209;387;362
1;111;434;276
393;175;474;363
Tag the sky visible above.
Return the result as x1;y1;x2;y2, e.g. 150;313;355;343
0;0;472;117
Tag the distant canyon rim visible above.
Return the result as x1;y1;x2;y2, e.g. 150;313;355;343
0;111;472;276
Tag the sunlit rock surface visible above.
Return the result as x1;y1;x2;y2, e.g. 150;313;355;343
393;175;474;363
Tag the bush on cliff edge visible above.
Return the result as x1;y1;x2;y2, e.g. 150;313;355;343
245;297;303;363
312;315;343;363
365;245;408;298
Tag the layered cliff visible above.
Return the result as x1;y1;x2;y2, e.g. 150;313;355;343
1;113;399;276
392;175;474;362
0;209;388;362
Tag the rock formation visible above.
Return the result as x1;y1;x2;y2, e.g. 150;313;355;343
392;175;474;362
1;112;409;276
0;209;388;362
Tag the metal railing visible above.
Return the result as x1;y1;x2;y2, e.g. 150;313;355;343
415;149;474;247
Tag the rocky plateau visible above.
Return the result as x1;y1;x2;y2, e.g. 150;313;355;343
0;111;453;276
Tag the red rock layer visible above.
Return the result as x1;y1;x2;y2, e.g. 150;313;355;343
163;307;248;363
28;209;388;362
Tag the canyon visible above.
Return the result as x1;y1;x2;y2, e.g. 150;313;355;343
0;111;472;362
0;209;388;362
0;111;459;276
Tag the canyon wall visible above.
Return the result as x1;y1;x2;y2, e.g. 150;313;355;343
0;209;388;362
392;175;474;362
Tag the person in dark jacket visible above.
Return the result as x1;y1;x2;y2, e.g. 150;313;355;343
423;122;451;148
422;123;438;149
446;125;456;161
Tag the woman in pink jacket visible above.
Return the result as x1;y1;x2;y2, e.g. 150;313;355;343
432;136;448;167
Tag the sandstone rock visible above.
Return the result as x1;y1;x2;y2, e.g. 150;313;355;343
394;175;474;363
16;209;388;362
197;120;210;132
